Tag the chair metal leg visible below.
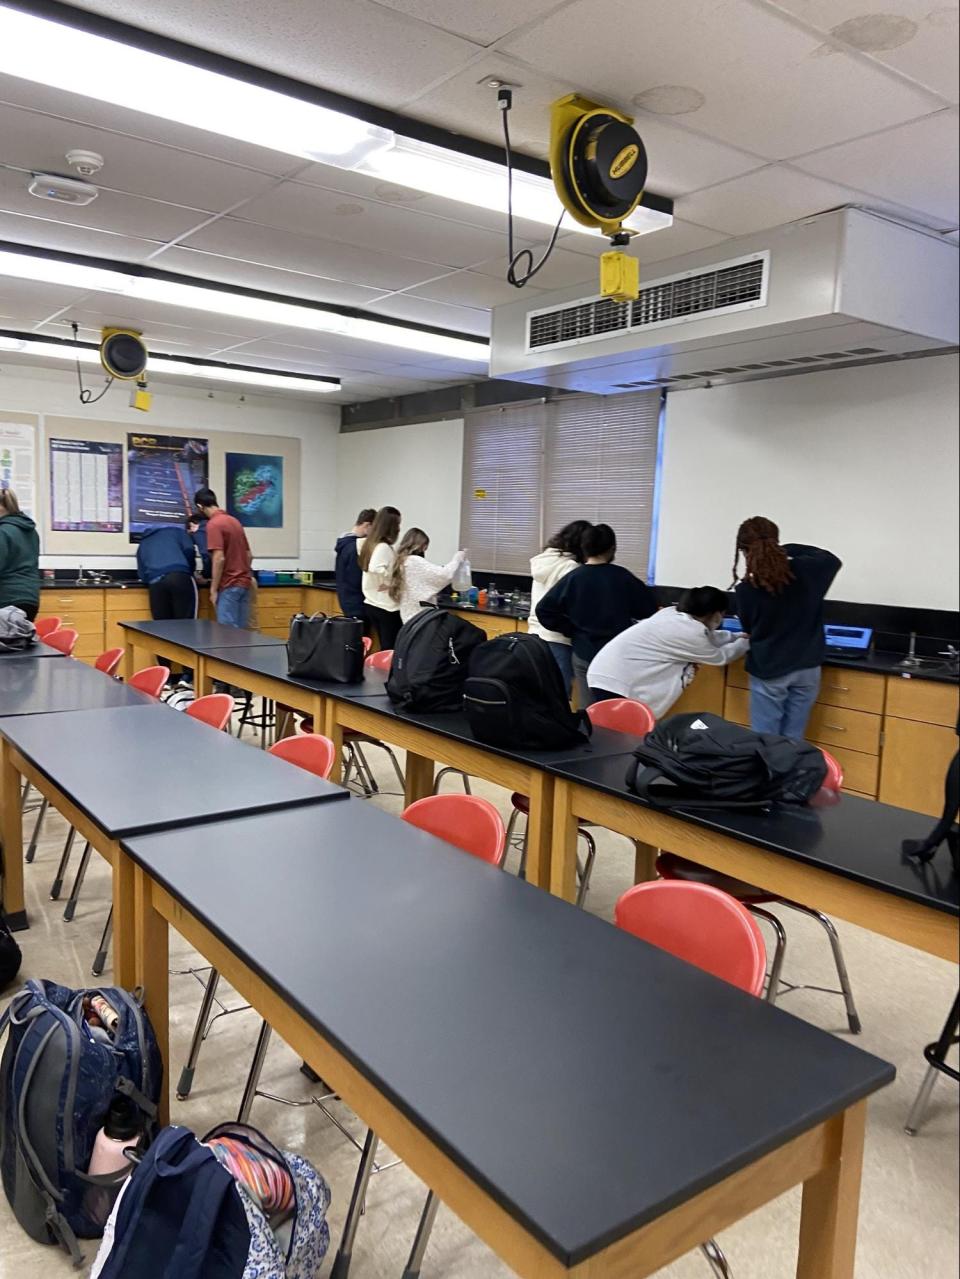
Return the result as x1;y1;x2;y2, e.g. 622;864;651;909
177;968;222;1099
749;906;787;1005
62;841;92;921
92;907;112;975
905;992;959;1136
50;826;77;900
377;742;407;791
237;1020;272;1124
25;797;48;863
350;743;379;796
700;1237;733;1277
330;1128;380;1279
783;902;861;1033
575;830;597;908
432;768;471;795
401;1191;440;1279
905;1063;941;1137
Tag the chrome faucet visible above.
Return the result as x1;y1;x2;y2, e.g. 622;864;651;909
900;631;921;668
939;644;959;662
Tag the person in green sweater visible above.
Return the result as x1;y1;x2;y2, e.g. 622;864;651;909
0;489;40;620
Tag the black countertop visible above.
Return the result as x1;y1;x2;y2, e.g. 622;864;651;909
122;800;894;1266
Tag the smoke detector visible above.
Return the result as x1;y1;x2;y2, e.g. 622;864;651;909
65;149;105;177
28;173;99;206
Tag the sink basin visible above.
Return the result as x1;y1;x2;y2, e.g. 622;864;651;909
897;657;956;674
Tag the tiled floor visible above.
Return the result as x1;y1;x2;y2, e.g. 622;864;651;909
2;720;957;1278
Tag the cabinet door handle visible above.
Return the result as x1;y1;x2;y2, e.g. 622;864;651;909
825;685;850;693
823;724;847;732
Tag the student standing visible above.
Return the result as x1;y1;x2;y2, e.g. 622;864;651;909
588;586;750;717
388;528;466;623
357;505;402;648
136;520;199;685
334;508;375;618
536;524;657;707
527;520;592;695
732;516;841;738
0;489;39;621
193;487;253;628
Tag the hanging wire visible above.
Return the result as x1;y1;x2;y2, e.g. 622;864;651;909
72;322;114;404
499;91;564;288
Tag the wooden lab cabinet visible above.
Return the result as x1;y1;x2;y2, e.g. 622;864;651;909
879;677;959;816
39;588;105;663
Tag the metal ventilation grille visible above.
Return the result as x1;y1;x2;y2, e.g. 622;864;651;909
611;346;888;389
527;252;768;352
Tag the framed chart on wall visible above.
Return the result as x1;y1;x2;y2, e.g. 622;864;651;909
127;432;208;539
49;437;124;532
225;451;284;528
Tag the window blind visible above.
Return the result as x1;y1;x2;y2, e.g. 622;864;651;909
460;390;662;575
460;404;544;574
544;390;661;575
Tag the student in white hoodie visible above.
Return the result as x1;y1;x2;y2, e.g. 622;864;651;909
388;527;467;623
358;505;402;648
587;586;750;719
527;520;592;695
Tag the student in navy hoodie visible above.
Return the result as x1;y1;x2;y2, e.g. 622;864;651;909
136;520;199;684
334;508;375;619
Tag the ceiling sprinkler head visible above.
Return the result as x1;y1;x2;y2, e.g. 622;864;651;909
65;149;105;177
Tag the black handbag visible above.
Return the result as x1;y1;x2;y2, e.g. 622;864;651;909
287;612;364;683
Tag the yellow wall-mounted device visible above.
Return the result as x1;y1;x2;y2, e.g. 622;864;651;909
100;327;148;380
550;93;647;300
129;379;152;413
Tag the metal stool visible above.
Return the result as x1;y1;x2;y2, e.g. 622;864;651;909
905;992;959;1136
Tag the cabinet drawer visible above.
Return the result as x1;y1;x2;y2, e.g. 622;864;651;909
303;589;339;615
724;687;881;755
258;607;298;630
104;589;150;613
71;631;105;658
670;664;727;717
727;658;749;689
257;588;303;608
817;668;885;714
809;741;879;796
39;590;104;616
879;717;958;815
885;676;959;728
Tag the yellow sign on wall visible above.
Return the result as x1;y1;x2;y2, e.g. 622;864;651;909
474;488;487;499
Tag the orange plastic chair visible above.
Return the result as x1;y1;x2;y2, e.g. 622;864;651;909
365;649;392;671
35;615;62;638
269;733;336;779
362;636;373;655
402;794;506;866
94;648;124;678
44;628;78;656
615;880;767;996
185;693;234;731
587;697;656;737
820;747;844;792
128;666;170;699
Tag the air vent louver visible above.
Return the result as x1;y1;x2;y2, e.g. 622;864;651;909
527;253;768;353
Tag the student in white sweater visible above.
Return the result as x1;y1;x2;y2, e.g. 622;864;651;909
388;527;467;623
526;520;592;695
587;586;750;719
357;505;402;648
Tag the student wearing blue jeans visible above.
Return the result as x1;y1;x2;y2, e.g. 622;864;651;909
733;517;841;739
194;487;253;629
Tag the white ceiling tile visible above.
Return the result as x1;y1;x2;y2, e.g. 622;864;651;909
366;0;565;46
223;338;414;372
64;296;267;342
406;53;764;194
555;217;730;264
64;0;482;109
471;245;596;289
0;168;209;241
409;269;549;308
0;276;90;327
791;110;959;227
180;216;454;291
234;181;516;268
502;0;942;157
769;0;959;102
152;246;388;307
676;165;868;235
364;293;490;336
0;103;282;211
0;209;162;262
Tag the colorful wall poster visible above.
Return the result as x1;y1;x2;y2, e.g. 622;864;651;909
127;433;208;539
225;452;284;528
49;438;123;532
0;421;37;519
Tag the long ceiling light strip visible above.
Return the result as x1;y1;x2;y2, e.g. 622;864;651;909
0;3;672;239
0;247;489;362
0;332;341;393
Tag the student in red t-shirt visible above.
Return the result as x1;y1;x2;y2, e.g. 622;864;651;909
194;487;253;628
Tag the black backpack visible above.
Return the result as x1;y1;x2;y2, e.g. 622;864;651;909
386;607;486;713
464;632;591;751
625;711;827;809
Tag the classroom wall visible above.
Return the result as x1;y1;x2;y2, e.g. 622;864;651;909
0;364;341;570
336;418;464;560
655;354;959;609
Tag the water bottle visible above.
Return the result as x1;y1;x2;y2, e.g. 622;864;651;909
86;1095;142;1226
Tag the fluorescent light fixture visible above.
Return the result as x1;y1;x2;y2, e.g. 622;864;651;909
0;4;671;239
0;334;340;393
0;247;489;362
0;6;394;168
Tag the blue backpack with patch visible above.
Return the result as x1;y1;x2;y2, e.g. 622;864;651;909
0;979;162;1265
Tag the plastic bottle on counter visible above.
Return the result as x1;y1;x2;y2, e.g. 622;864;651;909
477;588;488;608
467;585;479;605
488;582;499;607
